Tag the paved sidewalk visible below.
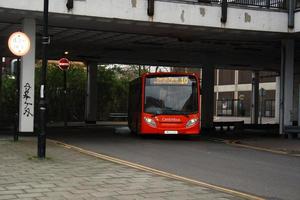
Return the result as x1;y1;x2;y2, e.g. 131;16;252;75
233;137;300;155
0;137;245;200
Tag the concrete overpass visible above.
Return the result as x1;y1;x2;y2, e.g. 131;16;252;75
0;0;299;134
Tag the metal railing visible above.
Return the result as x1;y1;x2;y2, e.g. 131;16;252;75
228;0;287;9
164;0;287;9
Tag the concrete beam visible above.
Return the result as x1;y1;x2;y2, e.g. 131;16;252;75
47;43;280;70
0;0;290;33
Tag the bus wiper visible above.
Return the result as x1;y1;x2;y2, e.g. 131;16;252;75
151;111;163;117
151;109;191;118
163;109;190;118
182;112;190;118
169;110;190;118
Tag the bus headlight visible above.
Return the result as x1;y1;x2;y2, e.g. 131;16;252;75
144;117;157;127
186;118;198;128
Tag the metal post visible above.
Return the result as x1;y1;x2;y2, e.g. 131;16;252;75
147;0;154;17
266;0;270;8
221;0;227;23
14;58;20;141
288;0;295;28
251;71;259;124
66;0;74;10
260;88;264;124
63;70;67;127
38;0;49;158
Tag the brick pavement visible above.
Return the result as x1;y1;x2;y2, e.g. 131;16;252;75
0;137;245;200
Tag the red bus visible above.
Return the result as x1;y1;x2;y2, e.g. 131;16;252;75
128;72;201;135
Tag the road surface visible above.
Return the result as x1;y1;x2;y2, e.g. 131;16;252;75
48;126;300;200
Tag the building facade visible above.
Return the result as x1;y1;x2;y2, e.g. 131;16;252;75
215;69;279;123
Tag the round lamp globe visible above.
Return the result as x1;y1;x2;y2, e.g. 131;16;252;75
8;32;31;57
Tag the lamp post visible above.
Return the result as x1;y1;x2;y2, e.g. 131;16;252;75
8;32;31;142
14;58;20;141
38;0;49;158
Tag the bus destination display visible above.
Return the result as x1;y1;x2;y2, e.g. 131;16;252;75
152;76;190;85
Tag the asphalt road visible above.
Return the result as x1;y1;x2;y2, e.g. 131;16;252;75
48;126;300;200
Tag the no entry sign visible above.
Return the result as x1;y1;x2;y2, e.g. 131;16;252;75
58;58;70;70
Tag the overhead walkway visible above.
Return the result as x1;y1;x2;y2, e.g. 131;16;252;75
0;0;299;67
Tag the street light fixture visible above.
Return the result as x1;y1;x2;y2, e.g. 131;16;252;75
8;32;31;142
8;32;31;57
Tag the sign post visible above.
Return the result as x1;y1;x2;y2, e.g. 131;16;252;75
58;58;70;127
259;88;266;124
8;31;31;141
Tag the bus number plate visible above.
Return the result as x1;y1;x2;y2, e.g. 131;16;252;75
164;130;178;134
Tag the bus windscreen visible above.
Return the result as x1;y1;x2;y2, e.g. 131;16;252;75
144;76;198;115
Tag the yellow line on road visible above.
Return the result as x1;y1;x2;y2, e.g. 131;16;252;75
227;141;289;154
49;139;265;200
207;138;300;157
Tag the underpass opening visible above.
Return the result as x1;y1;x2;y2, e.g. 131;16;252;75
0;7;299;138
0;60;283;139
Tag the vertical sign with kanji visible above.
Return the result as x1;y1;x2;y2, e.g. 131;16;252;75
22;82;33;117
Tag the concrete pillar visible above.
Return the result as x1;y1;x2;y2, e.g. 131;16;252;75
234;70;239;116
251;71;259;124
280;40;294;134
0;57;3;120
215;69;219;116
275;76;280;123
0;57;3;105
298;84;300;126
201;66;214;129
85;62;98;124
19;18;36;132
